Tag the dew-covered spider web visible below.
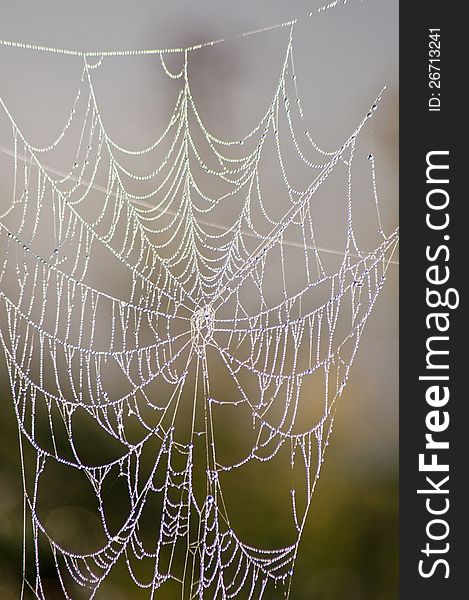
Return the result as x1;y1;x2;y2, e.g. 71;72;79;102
0;9;398;600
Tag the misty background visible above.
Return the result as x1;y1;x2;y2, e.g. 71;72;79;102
0;1;398;598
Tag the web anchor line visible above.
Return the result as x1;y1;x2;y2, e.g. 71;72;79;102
0;1;351;57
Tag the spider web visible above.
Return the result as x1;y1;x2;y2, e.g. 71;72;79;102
0;17;398;600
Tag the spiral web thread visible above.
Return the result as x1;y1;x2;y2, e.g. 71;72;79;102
0;18;398;600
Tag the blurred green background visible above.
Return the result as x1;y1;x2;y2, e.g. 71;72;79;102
0;1;398;598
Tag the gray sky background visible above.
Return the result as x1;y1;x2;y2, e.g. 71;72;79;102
0;1;398;597
0;0;398;466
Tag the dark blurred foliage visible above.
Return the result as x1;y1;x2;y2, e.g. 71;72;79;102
0;367;397;599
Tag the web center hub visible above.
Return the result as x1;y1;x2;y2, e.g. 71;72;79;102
190;305;215;354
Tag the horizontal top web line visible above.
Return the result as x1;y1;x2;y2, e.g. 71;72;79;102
0;1;350;57
0;143;399;265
